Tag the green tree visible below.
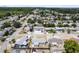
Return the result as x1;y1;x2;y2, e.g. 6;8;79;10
0;37;6;42
13;21;22;28
2;21;11;29
62;29;65;33
5;12;11;16
43;24;55;27
64;39;79;53
3;31;9;36
12;39;16;43
57;23;64;27
71;23;76;28
27;18;35;24
37;20;43;24
63;24;69;27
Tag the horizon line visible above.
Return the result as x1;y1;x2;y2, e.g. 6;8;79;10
1;5;79;8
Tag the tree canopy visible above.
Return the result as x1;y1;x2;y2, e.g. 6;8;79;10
64;39;79;53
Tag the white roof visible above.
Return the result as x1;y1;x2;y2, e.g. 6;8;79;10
33;31;44;34
52;42;58;45
15;35;30;45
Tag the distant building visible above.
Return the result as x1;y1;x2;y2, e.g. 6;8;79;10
55;27;64;31
33;26;46;33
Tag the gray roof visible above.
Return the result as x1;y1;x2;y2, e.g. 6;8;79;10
0;31;4;36
48;38;63;44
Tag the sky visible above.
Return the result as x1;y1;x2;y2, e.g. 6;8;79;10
0;0;79;7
